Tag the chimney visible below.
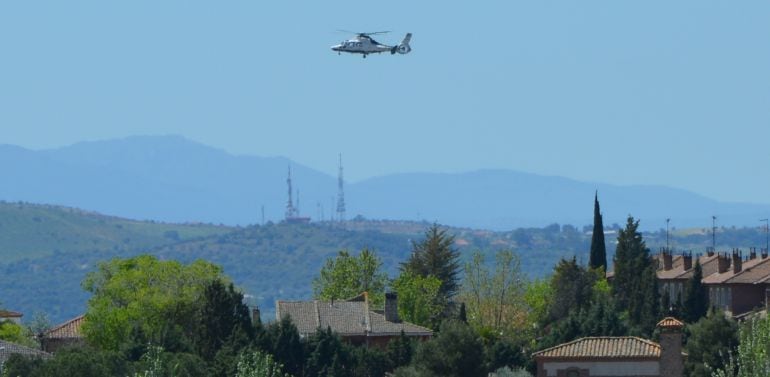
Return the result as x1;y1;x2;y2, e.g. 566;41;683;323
682;253;693;271
657;317;684;377
706;247;715;257
750;247;757;260
385;292;400;323
252;307;261;324
717;253;730;274
733;250;742;274
663;251;673;271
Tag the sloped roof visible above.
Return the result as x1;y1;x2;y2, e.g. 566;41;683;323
703;257;770;284
657;317;684;330
0;340;51;364
533;337;661;359
0;310;23;319
276;296;432;338
46;315;85;339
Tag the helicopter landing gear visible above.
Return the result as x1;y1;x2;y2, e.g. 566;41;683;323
363;54;367;59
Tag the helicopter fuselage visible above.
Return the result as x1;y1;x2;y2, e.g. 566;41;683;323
331;36;392;56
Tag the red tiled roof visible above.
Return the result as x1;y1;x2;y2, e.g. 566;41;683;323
533;337;661;359
46;315;85;339
657;317;684;329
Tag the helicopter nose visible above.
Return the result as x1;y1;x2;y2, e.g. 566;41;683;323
331;45;341;51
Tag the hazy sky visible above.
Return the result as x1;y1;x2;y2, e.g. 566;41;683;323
1;1;769;204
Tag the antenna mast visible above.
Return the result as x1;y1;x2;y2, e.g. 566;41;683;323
285;166;298;220
336;154;346;222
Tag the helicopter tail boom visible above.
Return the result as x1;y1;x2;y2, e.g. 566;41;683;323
391;33;412;55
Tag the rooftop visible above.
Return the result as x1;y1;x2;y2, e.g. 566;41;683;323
0;340;51;364
45;315;85;339
533;337;662;359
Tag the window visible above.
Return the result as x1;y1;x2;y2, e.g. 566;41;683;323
566;370;580;377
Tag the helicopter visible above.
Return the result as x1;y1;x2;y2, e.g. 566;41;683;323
331;31;412;58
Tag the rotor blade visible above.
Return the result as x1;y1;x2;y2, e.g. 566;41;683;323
336;29;358;34
363;31;390;35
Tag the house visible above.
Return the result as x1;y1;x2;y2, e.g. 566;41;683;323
532;317;685;377
654;249;770;317
40;315;86;353
0;340;51;371
276;292;432;347
0;310;23;325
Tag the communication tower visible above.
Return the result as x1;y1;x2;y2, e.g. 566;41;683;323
336;154;346;222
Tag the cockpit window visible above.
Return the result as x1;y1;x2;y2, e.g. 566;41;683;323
369;38;379;45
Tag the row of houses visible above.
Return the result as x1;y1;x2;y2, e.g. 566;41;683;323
654;248;770;318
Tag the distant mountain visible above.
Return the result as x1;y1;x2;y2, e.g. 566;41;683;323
2;135;769;230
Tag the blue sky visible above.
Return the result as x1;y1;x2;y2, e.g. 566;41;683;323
1;1;769;204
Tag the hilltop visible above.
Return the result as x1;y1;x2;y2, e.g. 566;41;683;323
3;136;770;230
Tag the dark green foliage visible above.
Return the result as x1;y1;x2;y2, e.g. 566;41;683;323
684;310;739;377
411;320;485;377
458;302;468;323
266;316;305;377
352;346;390;377
387;331;416;370
3;347;129;377
484;338;527;372
547;257;597;323
612;216;659;336
193;279;255;361
682;260;708;323
402;224;462;302
305;327;353;377
589;192;607;271
539;298;628;350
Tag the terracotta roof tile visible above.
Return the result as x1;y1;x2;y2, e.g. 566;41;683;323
657;317;684;329
725;258;770;284
533;337;661;359
45;315;85;339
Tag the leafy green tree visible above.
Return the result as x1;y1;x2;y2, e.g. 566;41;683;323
352;346;390;377
484;338;527;373
402;225;462;303
0;320;34;346
538;298;627;350
391;272;443;328
235;350;292;377
81;255;225;352
682;260;708;323
684;309;738;377
461;250;526;338
523;279;552;330
411;320;485;377
589;192;607;271
547;257;597;323
313;248;388;306
612;216;659;336
712;316;770;377
3;346;129;377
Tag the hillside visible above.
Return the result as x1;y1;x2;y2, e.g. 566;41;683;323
0;201;231;262
3;136;770;230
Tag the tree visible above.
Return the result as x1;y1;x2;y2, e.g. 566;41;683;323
387;331;416;370
612;216;659;336
193;279;255;362
402;225;462;303
682;260;708;323
305;327;353;377
235;350;292;377
589;192;607;271
547;257;597;323
684;309;738;377
461;250;526;338
266;316;304;377
712;316;770;377
81;255;225;352
313;248;388;306
411;320;485;377
391;272;443;328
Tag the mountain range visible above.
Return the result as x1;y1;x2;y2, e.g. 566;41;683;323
2;135;769;230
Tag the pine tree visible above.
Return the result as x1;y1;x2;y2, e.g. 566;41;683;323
682;259;708;323
589;192;607;271
612;216;659;336
402;224;462;302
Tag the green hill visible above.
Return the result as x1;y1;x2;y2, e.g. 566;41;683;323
0;201;231;262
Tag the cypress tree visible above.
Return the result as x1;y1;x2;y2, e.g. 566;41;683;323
683;259;708;323
612;216;659;336
589;192;607;271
